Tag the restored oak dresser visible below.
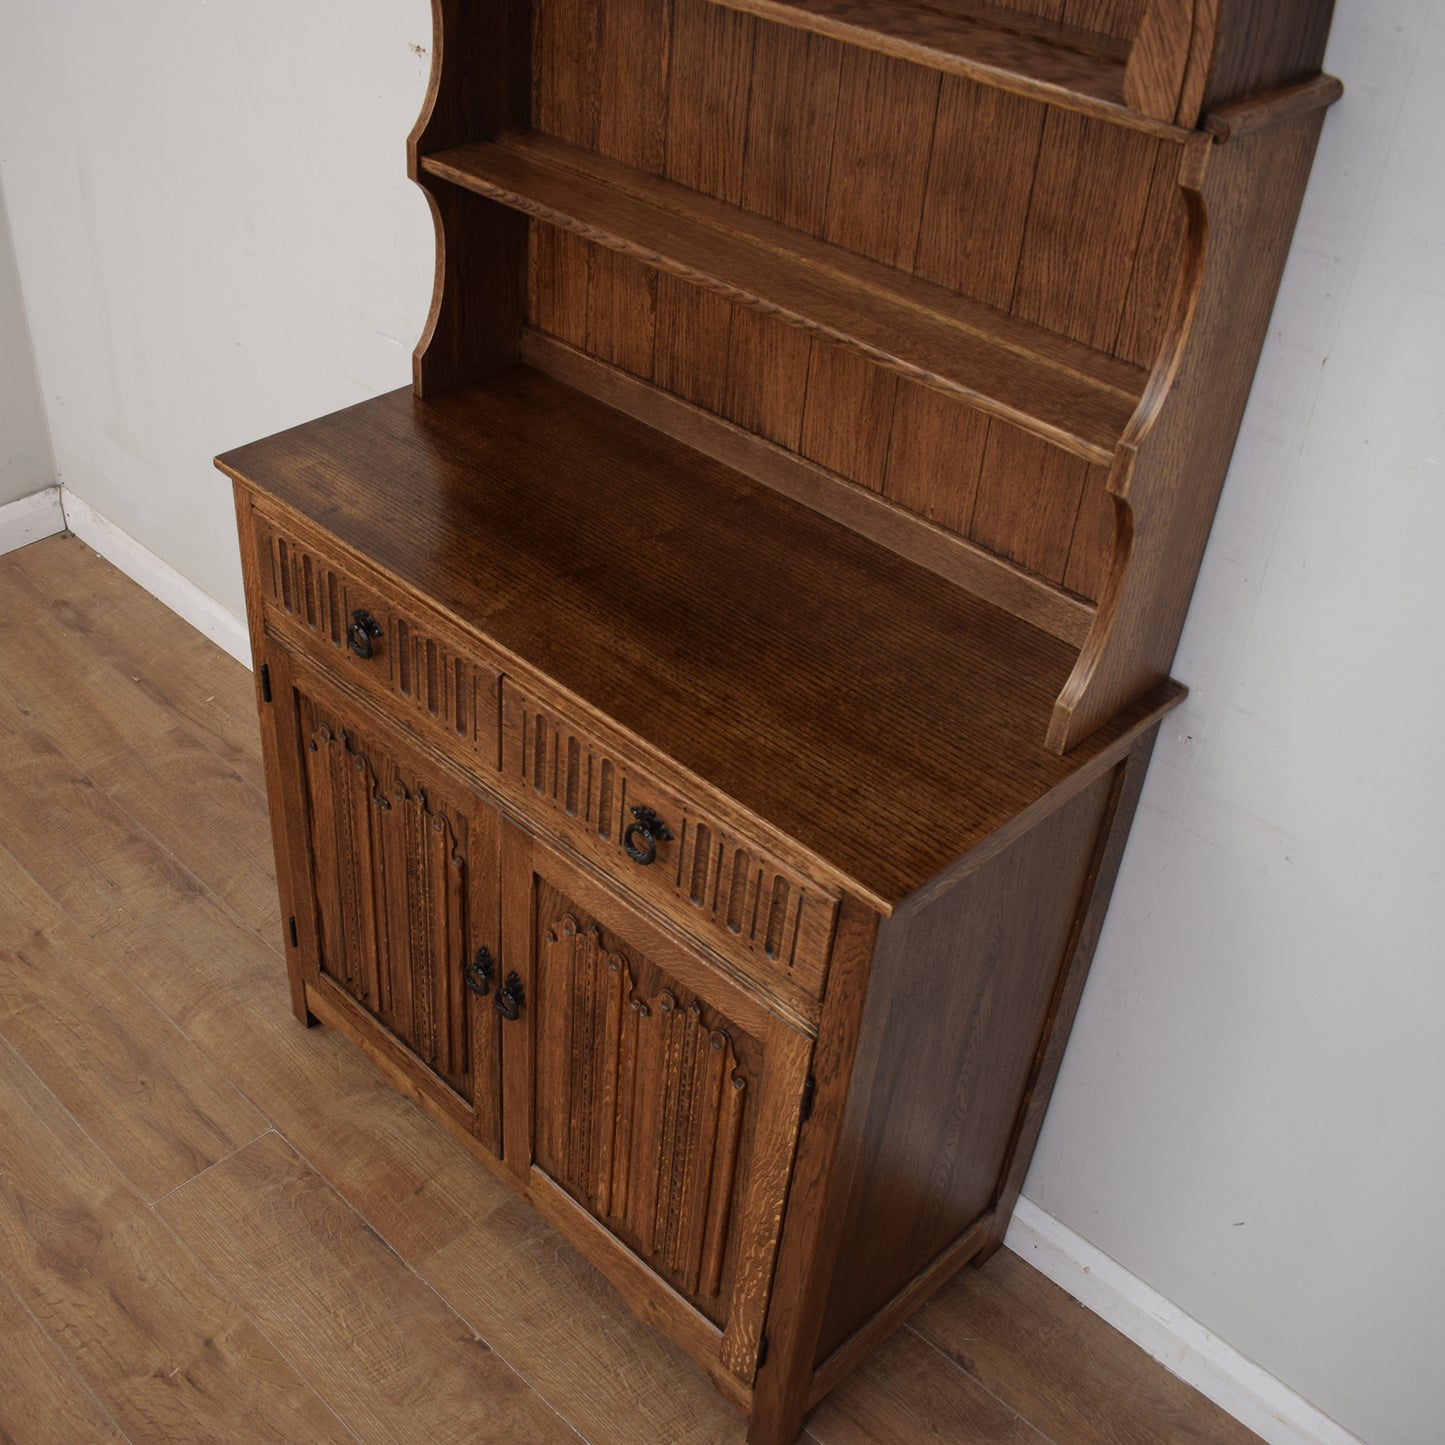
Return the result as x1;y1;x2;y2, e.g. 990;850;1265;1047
217;4;1339;1439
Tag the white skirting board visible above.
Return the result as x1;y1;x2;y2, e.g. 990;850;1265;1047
0;485;65;555
1005;1199;1363;1445
0;485;252;668
3;482;1356;1445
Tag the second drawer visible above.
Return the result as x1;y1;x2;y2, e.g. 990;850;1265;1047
502;682;838;1003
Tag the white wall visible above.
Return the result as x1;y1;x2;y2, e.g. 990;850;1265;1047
1025;5;1445;1444
0;0;436;614
0;180;52;506
1;3;1440;1443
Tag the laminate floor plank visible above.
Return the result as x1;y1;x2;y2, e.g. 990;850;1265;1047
156;1131;579;1445
1;534;264;786
0;572;184;774
0;1043;353;1443
424;1193;782;1445
0;720;507;1265
0;844;269;1203
0;1273;128;1445
0;535;1261;1445
90;722;280;938
913;1250;1264;1444
805;1325;1050;1444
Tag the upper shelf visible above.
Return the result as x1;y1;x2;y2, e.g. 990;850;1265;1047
420;132;1148;466
699;0;1194;138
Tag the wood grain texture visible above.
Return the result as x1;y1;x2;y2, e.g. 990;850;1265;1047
804;1324;1048;1444
0;1047;349;1442
218;373;1180;908
695;0;1191;138
666;0;758;203
1123;0;1195;120
90;724;278;937
0;1275;125;1444
1050;104;1335;750
1193;0;1335;121
1;538;263;786
424;1194;761;1444
740;27;844;233
0;536;1263;1445
0;844;267;1204
525;329;1095;645
915;1247;1263;1443
156;1132;578;1444
421;136;1148;463
821;47;940;270
816;766;1117;1359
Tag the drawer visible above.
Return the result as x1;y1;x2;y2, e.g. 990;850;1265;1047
502;682;839;1001
249;508;501;768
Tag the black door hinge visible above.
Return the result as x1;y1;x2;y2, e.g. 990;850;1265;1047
288;916;298;947
757;1334;770;1371
260;663;272;703
799;1075;817;1125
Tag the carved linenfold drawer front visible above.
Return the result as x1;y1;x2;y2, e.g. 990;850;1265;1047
252;510;501;767
502;682;839;1001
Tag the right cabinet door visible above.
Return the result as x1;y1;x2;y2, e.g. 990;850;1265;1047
503;830;813;1388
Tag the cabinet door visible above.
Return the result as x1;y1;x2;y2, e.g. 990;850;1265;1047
502;830;813;1388
263;644;503;1152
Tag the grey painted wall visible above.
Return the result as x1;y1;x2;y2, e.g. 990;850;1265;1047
0;181;53;505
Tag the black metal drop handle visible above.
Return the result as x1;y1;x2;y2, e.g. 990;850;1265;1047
465;945;495;997
495;970;525;1021
623;805;674;867
347;609;383;659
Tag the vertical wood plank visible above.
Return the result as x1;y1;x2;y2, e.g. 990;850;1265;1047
653;276;735;413
1062;471;1119;602
666;0;757;204
882;382;992;534
823;49;941;270
532;0;599;145
1011;110;1159;351
529;224;591;348
915;79;1047;308
586;251;660;378
971;428;1093;584
595;0;672;168
799;347;899;495
1113;143;1190;368
740;28;844;234
723;309;812;451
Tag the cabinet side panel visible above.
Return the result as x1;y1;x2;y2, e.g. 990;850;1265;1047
814;764;1117;1360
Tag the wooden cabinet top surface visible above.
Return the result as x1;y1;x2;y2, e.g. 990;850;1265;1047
219;366;1179;910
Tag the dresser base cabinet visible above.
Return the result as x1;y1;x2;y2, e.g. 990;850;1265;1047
221;1;1337;1437
234;482;1166;1441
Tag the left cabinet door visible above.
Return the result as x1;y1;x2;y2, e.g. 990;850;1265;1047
258;642;504;1154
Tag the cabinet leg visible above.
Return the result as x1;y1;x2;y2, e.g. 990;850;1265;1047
746;1400;809;1445
289;970;318;1028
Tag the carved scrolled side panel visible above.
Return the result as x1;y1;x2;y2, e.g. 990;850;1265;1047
533;886;757;1324
409;0;531;395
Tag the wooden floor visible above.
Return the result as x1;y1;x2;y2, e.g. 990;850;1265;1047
0;532;1260;1445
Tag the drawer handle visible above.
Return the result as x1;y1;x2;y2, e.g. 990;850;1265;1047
347;609;384;659
623;805;674;867
494;970;525;1021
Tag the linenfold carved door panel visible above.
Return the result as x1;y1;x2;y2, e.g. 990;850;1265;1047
271;646;503;1152
508;839;814;1386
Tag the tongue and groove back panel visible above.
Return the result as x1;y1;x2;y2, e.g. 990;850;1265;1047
408;0;1337;751
526;0;1186;606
